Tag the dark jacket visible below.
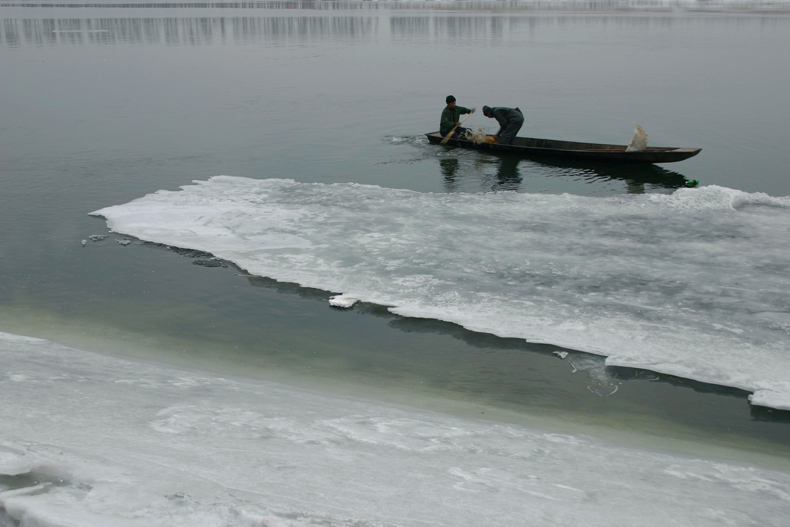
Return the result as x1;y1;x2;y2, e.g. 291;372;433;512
489;107;523;137
440;105;473;135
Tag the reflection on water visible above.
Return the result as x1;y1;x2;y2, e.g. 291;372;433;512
4;5;789;49
389;14;593;42
1;15;377;47
441;153;522;192
0;1;376;9
3;0;787;10
480;155;523;191
494;156;524;190
440;158;460;183
392;10;790;40
439;150;690;193
540;157;691;193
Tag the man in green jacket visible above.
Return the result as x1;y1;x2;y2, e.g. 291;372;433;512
440;95;475;138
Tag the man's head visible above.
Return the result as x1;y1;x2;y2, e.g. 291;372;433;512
482;106;493;117
446;95;456;107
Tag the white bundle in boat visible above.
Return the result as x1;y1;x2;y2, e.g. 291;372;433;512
626;125;648;152
464;127;497;144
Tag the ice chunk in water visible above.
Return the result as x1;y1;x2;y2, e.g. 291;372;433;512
329;295;359;308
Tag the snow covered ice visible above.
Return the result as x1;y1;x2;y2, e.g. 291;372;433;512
92;176;790;410
329;295;359;308
2;332;790;527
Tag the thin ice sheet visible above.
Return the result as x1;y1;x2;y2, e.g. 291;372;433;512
92;177;790;409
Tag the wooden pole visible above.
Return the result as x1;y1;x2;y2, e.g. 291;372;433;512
440;110;475;145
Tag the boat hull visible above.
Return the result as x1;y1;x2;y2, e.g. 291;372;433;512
426;132;701;164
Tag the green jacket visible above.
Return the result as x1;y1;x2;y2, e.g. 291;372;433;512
440;105;473;135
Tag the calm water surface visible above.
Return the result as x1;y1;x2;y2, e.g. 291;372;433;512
2;3;790;459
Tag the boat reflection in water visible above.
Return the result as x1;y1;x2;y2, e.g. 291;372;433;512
440;151;695;194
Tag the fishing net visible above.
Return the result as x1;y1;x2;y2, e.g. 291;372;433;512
464;127;497;144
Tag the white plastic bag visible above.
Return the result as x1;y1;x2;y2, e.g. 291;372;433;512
626;125;648;152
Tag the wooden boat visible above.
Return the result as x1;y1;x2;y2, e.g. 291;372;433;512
426;131;701;164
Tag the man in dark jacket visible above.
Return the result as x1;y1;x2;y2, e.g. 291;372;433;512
440;95;475;138
482;106;524;145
